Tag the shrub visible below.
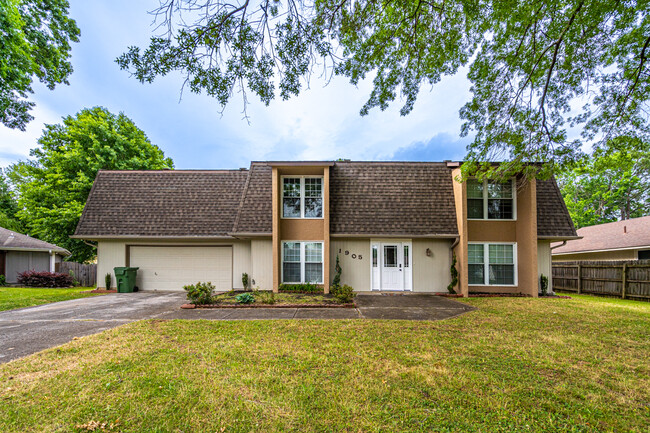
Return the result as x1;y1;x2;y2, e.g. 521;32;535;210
447;253;458;294
17;271;74;288
183;282;215;305
235;292;255;304
68;270;80;287
331;284;355;303
242;273;249;290
255;290;275;305
0;275;6;287
540;274;549;296
332;254;342;288
278;283;321;293
104;273;112;290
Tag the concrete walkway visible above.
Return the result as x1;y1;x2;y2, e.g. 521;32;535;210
0;292;474;363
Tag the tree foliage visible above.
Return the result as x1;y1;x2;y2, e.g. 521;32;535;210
0;0;80;130
557;136;650;229
118;1;649;177
0;170;22;232
8;107;174;262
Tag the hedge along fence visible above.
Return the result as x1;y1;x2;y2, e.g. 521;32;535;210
55;262;97;287
552;260;650;301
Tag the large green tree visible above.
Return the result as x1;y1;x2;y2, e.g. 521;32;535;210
117;1;649;177
8;107;174;262
0;0;80;130
0;170;22;232
557;137;650;229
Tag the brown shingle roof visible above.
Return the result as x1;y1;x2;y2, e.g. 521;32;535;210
0;227;70;255
232;163;272;234
329;162;459;236
553;216;650;254
74;170;248;238
75;162;577;240
536;177;577;238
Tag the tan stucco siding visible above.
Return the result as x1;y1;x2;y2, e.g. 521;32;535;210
330;239;371;291
467;221;517;242
537;241;552;294
553;249;637;262
279;219;324;240
97;241;126;288
251;239;273;290
412;239;453;292
96;239;252;290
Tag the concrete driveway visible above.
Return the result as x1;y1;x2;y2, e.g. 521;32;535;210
0;292;474;363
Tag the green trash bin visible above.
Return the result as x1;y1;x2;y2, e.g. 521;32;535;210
114;267;139;293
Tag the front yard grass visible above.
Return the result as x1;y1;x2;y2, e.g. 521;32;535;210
0;286;100;312
0;295;648;432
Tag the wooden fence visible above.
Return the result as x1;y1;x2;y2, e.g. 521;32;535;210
552;260;650;301
56;262;97;287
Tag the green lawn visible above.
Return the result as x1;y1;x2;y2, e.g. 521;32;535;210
0;295;648;432
0;286;99;311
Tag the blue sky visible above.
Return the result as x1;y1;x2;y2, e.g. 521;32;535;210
0;0;474;170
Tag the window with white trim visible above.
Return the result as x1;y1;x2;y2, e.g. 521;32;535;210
282;176;323;218
282;241;323;283
467;179;515;220
468;243;516;286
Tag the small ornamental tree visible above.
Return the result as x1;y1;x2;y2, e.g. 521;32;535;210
448;253;459;294
332;254;342;289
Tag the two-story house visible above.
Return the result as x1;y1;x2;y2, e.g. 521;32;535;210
73;161;578;296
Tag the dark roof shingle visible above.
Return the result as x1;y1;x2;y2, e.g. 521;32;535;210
536;177;578;238
74;170;248;237
329;162;459;236
0;227;70;255
232;163;272;234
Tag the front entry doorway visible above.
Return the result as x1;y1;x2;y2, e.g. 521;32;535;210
371;241;413;291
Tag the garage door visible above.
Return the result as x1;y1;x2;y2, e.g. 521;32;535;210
129;246;232;291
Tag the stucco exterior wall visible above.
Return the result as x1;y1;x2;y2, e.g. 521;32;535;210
272;164;331;292
330;239;371;291
97;241;126;288
412;239;454;292
96;239;252;290
451;167;468;296
5;251;51;283
552;249;637;262
251;239;273;290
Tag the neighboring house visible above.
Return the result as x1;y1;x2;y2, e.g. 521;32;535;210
552;216;650;262
73;161;577;297
0;227;71;283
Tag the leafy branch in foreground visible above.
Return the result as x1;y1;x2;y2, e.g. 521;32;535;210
118;1;649;178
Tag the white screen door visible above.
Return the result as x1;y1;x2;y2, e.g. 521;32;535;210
381;244;403;290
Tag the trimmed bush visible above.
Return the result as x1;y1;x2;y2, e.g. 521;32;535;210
17;271;74;288
183;282;215;305
278;283;321;293
331;284;356;303
540;274;549;296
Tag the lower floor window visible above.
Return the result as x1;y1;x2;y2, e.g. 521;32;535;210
282;241;323;284
468;243;516;286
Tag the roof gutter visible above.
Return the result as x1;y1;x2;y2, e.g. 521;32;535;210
330;233;459;239
550;241;567;251
0;246;71;256
70;235;236;240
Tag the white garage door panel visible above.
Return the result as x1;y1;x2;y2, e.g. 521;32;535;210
129;246;232;291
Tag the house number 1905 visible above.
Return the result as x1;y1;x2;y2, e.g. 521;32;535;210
338;249;362;260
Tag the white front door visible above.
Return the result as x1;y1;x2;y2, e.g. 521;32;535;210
381;243;404;290
371;241;413;291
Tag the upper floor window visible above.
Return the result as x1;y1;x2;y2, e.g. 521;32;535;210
282;176;323;218
467;179;515;220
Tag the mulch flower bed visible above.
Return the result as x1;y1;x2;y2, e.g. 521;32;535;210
84;289;117;294
181;302;355;309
